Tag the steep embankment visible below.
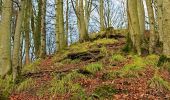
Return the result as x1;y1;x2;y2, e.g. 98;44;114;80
3;30;170;100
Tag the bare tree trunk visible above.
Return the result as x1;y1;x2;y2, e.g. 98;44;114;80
0;0;12;77
12;1;25;81
34;0;42;58
137;0;145;40
40;0;46;58
162;0;170;57
65;0;69;46
157;0;163;42
25;0;31;65
56;0;66;51
100;0;105;31
128;0;141;55
146;0;156;54
79;0;89;42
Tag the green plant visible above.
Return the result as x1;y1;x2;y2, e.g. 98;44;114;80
148;74;170;91
84;63;103;74
110;54;125;62
0;75;14;99
22;59;41;74
145;54;159;66
49;78;85;95
49;71;86;95
92;84;127;99
16;78;35;92
112;55;146;78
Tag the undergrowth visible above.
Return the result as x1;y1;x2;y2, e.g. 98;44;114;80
22;59;41;74
110;54;125;62
84;62;103;74
49;71;86;98
0;75;14;99
91;84;127;99
16;78;35;92
148;74;170;91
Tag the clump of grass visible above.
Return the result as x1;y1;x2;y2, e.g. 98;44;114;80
61;59;80;64
145;54;159;66
22;59;41;74
92;84;127;99
0;75;14;99
84;62;103;74
112;55;146;78
16;78;35;92
93;38;117;45
148;74;170;91
49;71;86;95
110;54;125;62
62;71;85;81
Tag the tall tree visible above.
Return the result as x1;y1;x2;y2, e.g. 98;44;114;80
162;0;170;57
25;0;31;64
157;0;163;42
137;0;145;40
56;0;66;51
0;0;12;77
127;0;141;55
40;0;47;58
146;0;156;54
12;0;25;81
33;0;42;58
100;0;105;30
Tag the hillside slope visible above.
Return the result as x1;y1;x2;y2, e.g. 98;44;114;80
1;32;170;100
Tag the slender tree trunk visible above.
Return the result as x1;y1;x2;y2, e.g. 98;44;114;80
25;0;31;65
0;0;12;77
157;0;163;42
162;0;170;57
100;0;105;31
137;0;145;40
34;0;42;58
12;1;25;81
128;0;141;55
66;0;69;46
40;0;46;58
79;0;89;42
146;0;156;54
56;0;66;51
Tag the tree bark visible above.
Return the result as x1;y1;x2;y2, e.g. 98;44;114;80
146;0;156;54
12;1;25;81
40;0;46;58
157;0;163;42
128;0;141;55
100;0;105;31
0;0;12;77
162;0;170;57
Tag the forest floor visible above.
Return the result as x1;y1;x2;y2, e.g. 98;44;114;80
1;32;170;100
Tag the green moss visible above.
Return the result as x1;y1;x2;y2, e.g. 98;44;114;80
49;71;85;95
111;55;146;78
22;59;41;74
93;38;117;45
16;78;35;92
61;59;81;64
62;71;85;81
84;63;103;74
148;74;170;91
92;84;127;99
110;54;125;62
49;78;85;96
145;54;159;66
0;75;14;99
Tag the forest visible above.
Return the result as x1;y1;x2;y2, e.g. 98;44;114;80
0;0;170;99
